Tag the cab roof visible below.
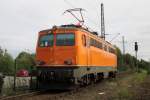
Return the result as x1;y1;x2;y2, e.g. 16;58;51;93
39;24;115;49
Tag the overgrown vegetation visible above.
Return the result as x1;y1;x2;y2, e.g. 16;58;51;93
115;70;148;99
16;52;36;72
115;46;150;73
0;47;35;75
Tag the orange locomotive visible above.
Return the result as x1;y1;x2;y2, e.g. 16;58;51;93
36;24;117;89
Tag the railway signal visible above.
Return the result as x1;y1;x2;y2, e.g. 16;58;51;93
135;42;138;51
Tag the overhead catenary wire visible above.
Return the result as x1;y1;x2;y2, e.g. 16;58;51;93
109;33;120;42
64;0;76;8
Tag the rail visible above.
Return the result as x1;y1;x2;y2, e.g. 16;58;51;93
0;91;42;100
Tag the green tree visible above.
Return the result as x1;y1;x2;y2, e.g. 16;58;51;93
16;52;35;72
115;46;122;66
125;54;134;66
0;48;14;75
115;46;127;71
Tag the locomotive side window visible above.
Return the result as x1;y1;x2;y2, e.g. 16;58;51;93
104;45;107;51
82;35;86;46
90;38;103;49
90;38;95;46
99;42;103;49
39;34;54;47
56;33;75;46
90;38;93;46
109;47;115;54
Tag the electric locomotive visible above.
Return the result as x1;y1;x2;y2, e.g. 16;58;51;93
36;24;117;89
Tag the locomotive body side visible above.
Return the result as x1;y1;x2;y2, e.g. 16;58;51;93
72;30;117;83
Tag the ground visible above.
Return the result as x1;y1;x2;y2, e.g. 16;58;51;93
1;71;150;100
20;71;150;100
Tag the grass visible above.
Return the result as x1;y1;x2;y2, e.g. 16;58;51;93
117;87;132;99
131;70;147;84
111;69;148;100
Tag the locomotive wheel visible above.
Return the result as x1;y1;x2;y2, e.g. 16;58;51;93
109;72;116;78
80;78;84;86
90;74;96;84
86;75;90;85
97;73;104;82
94;75;98;83
112;72;116;78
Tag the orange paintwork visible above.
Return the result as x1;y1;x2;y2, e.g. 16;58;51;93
76;30;117;68
36;29;77;66
36;27;117;69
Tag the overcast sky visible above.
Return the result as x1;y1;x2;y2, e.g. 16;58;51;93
0;0;150;61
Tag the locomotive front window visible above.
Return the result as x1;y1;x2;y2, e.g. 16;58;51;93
56;33;75;46
39;34;54;47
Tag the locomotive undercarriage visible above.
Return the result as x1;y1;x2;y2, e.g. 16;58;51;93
36;66;117;89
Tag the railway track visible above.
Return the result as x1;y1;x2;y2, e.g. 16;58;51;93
0;85;91;100
0;71;131;100
0;89;80;100
0;91;42;100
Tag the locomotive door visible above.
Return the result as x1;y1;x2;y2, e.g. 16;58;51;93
82;34;89;66
87;36;90;67
83;34;90;67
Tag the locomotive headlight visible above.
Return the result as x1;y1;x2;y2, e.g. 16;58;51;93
64;59;72;65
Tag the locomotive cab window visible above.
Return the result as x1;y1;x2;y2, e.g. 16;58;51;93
56;33;75;46
39;34;54;47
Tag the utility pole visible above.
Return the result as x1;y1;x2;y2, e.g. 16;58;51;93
135;42;138;72
101;3;105;40
122;36;125;55
122;36;125;66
